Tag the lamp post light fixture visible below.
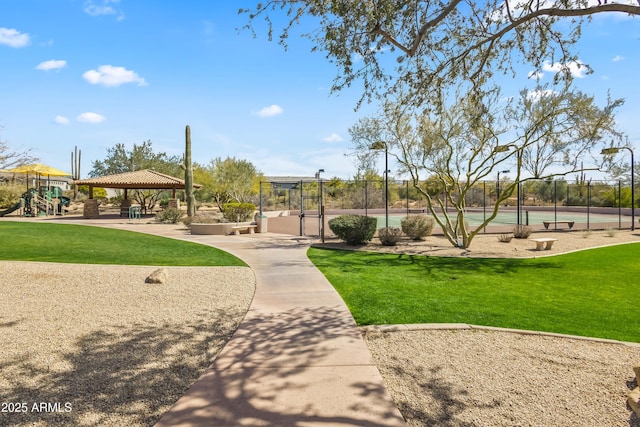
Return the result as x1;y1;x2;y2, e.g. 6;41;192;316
496;170;510;200
315;169;325;240
602;147;635;231
370;141;389;228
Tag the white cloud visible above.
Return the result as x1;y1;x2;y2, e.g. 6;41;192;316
0;28;30;48
54;116;70;125
612;55;625;62
36;59;67;71
322;133;343;143
253;104;283;117
542;60;587;78
84;0;125;20
83;65;147;87
77;112;106;123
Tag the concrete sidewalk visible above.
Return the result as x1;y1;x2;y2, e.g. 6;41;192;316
46;218;405;426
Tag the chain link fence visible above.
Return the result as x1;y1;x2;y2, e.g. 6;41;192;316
259;179;637;234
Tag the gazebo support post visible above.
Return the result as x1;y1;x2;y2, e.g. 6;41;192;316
168;187;180;210
83;185;100;218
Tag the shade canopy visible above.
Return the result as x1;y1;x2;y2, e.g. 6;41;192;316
75;169;200;190
8;163;71;176
75;169;200;200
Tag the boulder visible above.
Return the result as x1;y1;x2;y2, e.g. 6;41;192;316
628;387;640;417
145;268;168;284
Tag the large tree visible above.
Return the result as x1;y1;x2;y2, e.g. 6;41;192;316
243;1;639;108
350;85;622;247
90;141;182;212
201;157;263;210
90;140;181;177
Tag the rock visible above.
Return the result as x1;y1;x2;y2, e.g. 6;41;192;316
145;268;168;284
628;387;640;417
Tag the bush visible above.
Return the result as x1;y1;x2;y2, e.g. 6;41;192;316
182;213;219;227
498;233;513;243
222;203;255;222
155;208;184;224
401;215;435;240
328;215;377;245
378;227;403;246
0;183;24;208
513;225;532;239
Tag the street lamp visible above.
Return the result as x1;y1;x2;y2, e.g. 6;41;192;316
602;147;635;231
370;141;389;228
496;170;510;200
315;169;325;240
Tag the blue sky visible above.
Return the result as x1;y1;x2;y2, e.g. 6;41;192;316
0;1;638;179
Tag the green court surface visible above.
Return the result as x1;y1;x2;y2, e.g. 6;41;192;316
374;210;628;228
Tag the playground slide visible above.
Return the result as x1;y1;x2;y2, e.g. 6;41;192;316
0;202;21;217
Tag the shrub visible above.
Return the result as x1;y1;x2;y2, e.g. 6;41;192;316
604;228;617;237
378;227;403;246
513;225;532;239
328;215;377;245
182;213;219;227
222;203;255;222
401;215;435;240
498;233;513;243
0;183;23;208
155;208;184;224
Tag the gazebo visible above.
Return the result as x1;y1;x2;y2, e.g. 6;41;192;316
75;169;200;218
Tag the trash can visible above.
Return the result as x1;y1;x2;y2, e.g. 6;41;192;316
256;214;268;233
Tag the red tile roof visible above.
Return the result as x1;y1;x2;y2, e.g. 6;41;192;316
75;169;200;189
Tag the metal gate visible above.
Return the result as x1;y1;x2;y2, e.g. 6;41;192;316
259;179;324;238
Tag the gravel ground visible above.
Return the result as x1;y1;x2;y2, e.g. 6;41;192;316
363;328;640;427
0;262;255;427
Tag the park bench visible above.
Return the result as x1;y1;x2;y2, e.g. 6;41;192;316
543;221;575;230
230;224;257;235
530;238;557;251
408;208;426;214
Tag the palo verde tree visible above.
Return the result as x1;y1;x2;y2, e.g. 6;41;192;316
201;157;263;210
350;84;623;248
242;1;639;109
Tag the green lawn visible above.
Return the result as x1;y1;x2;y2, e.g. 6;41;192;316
0;221;246;266
307;244;640;342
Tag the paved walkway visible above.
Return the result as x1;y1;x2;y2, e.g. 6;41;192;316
44;217;406;426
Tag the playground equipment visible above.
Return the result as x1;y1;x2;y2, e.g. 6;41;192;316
0;186;70;217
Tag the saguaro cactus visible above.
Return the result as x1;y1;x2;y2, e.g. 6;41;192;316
184;125;196;217
71;145;81;201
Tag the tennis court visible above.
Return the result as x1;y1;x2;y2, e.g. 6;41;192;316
373;209;631;229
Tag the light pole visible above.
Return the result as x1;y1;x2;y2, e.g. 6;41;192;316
496;170;510;200
602;147;635;231
315;169;325;240
370;141;389;228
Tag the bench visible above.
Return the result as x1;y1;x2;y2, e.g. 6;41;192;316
230;224;257;235
543;221;575;230
408;208;426;214
530;238;557;251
